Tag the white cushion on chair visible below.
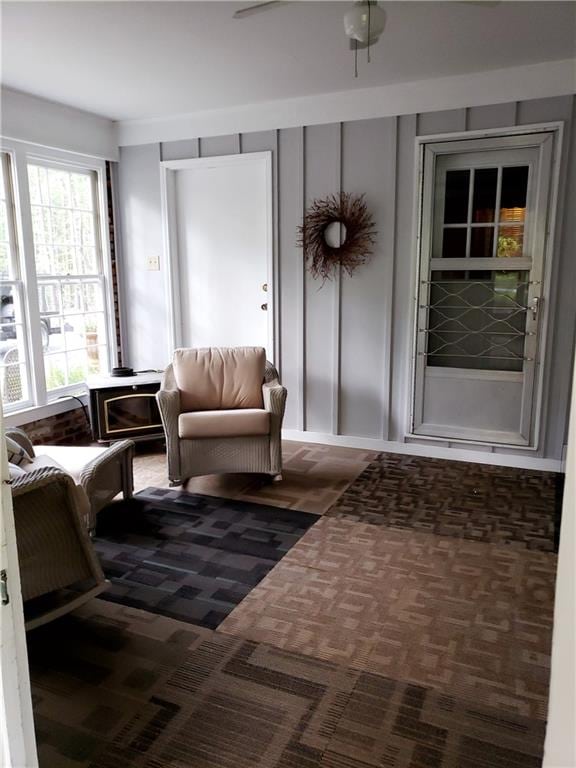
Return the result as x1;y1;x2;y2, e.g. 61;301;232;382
33;445;107;483
178;409;270;439
173;347;266;412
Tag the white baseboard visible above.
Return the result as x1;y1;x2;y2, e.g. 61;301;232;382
282;429;563;473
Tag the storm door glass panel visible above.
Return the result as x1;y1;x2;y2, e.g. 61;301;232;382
438;164;529;260
428;155;533;372
427;271;529;372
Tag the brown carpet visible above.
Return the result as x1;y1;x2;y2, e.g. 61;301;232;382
133;441;378;515
28;449;561;768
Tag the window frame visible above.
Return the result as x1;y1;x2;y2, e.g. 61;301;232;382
0;152;34;410
0;139;117;414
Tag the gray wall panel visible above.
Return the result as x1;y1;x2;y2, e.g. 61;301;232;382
115;95;575;463
241;130;277;154
340;118;395;438
516;96;574;127
517;95;575;458
117;143;168;370
390;113;418;443
277;127;303;429
417;108;466;136
199;134;239;157
467;102;517;131
303;123;341;433
160;138;199;161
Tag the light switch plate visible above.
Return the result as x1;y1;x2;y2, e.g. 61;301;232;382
146;255;160;271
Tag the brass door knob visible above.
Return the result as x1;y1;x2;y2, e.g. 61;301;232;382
261;303;268;311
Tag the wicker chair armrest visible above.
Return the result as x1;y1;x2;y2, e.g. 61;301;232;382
157;387;181;432
5;427;36;458
11;465;75;496
11;465;93;530
264;360;280;385
263;381;287;419
78;439;135;490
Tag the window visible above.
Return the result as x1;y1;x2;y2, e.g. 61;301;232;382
0;146;114;414
0;153;30;408
28;164;108;391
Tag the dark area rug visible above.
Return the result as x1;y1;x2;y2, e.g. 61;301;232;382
330;452;562;551
93;488;316;629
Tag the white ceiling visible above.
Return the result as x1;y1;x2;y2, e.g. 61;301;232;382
1;1;575;122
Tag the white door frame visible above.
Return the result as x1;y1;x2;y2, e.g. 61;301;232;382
407;122;564;450
160;152;275;361
0;408;39;768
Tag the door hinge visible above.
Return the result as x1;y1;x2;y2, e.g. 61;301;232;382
1;569;9;606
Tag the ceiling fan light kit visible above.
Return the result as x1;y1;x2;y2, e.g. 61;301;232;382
344;1;386;45
344;0;386;77
235;0;388;78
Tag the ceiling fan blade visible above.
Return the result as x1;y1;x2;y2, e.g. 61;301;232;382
233;1;288;20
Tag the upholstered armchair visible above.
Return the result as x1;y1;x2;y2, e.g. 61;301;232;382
156;347;287;485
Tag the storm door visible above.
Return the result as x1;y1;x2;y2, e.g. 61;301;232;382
412;133;555;446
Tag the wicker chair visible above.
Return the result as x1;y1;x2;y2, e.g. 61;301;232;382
157;347;287;485
6;427;134;531
11;466;107;630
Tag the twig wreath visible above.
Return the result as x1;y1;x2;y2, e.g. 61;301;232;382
297;192;377;282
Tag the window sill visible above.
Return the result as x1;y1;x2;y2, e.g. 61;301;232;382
3;394;89;428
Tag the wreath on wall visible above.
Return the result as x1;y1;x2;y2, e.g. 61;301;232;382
297;192;377;282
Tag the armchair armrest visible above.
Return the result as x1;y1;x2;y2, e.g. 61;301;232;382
263;381;287;421
5;427;35;458
262;374;286;476
156;368;183;483
79;439;135;528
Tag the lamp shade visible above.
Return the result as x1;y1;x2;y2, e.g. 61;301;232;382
344;1;386;44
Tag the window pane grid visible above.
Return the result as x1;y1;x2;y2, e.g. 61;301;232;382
440;165;528;261
36;273;107;391
28;162;109;395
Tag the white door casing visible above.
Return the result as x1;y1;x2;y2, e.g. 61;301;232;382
0;408;39;768
160;152;274;360
411;129;561;449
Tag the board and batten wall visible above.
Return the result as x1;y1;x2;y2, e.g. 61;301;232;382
116;94;576;468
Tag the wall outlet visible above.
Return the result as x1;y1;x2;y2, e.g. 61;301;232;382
146;255;160;271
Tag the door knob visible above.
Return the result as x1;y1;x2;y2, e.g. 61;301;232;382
261;303;268;311
262;283;268;292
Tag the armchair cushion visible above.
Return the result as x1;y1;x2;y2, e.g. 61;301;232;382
173;346;266;412
178;408;270;439
33;445;107;484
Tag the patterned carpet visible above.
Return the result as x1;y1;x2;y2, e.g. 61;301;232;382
328;453;561;551
93;489;316;628
28;449;561;768
132;441;378;514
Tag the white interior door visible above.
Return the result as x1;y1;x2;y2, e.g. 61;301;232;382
412;132;556;447
165;153;272;357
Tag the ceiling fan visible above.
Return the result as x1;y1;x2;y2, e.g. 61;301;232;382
233;0;501;21
233;1;501;76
